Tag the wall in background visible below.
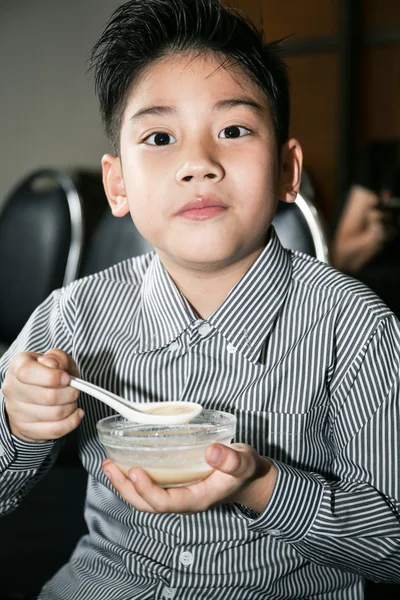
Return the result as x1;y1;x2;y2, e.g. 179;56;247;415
232;0;341;220
0;0;124;209
359;0;400;147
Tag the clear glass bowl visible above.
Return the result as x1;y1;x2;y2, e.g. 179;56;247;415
97;409;236;487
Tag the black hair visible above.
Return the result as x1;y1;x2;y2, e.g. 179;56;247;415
89;0;290;155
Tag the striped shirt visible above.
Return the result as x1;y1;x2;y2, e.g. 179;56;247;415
0;229;399;599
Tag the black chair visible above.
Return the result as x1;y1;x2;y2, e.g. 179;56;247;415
0;168;108;352
273;192;330;263
0;457;89;600
0;169;107;600
0;205;150;600
80;211;153;277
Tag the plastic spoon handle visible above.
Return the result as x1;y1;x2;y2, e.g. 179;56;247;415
69;376;148;422
69;376;201;425
70;376;133;408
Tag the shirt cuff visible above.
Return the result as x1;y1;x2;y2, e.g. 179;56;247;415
0;396;56;472
247;459;326;542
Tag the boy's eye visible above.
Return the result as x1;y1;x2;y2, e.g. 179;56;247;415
219;125;251;139
143;132;177;146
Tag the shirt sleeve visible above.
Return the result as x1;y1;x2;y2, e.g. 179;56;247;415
247;315;400;584
0;288;74;516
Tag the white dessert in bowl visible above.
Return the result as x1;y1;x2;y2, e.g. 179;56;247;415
96;409;236;487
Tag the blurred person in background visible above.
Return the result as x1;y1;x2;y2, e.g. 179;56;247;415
332;139;400;316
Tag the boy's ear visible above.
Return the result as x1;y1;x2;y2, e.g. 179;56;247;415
279;139;303;204
101;154;129;217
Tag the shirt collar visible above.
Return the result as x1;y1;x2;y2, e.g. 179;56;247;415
135;254;196;352
135;228;292;362
209;228;292;363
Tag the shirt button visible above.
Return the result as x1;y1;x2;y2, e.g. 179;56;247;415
168;341;179;352
268;529;281;536
179;550;194;566
226;343;237;354
161;587;177;599
198;323;211;337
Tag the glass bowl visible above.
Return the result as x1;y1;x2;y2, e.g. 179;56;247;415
97;409;236;487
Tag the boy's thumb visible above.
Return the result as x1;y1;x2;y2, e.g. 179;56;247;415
206;443;255;478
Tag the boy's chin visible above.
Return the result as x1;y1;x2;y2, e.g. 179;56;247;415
159;244;259;272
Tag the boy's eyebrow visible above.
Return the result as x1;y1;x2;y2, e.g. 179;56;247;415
130;98;264;123
130;106;176;122
213;98;265;116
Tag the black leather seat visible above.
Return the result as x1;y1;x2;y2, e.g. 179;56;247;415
0;169;107;600
80;211;153;276
0;169;108;351
0;169;80;347
273;192;330;263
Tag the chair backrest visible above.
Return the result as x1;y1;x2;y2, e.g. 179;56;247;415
272;192;330;263
80;211;153;277
0;169;85;345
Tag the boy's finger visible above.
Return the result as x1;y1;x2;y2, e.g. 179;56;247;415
128;468;212;513
102;462;155;512
37;356;60;369
42;349;80;377
9;400;81;422
126;468;185;513
206;443;257;479
5;381;79;407
14;407;84;441
14;360;71;388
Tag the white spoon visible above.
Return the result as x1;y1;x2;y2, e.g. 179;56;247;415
69;376;202;425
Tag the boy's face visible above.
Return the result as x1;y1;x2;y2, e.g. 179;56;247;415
102;53;302;272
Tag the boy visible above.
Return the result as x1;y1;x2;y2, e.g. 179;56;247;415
1;1;399;598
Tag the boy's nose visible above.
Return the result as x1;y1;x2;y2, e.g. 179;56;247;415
176;160;225;184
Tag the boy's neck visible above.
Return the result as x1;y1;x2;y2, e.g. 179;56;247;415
156;247;265;319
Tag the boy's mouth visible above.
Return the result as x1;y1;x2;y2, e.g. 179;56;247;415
176;196;228;220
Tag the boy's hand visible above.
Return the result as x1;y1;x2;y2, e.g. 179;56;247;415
2;349;83;443
102;443;278;514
